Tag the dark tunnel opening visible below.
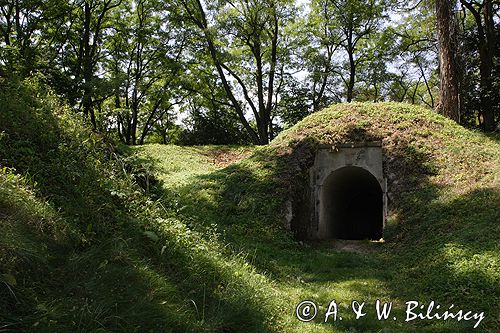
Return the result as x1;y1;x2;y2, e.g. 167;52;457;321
322;166;383;240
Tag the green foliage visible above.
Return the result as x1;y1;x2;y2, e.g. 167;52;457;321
0;76;194;331
180;105;252;145
180;0;299;144
1;0;500;328
2;0;497;145
458;6;500;129
301;0;392;103
101;0;187;145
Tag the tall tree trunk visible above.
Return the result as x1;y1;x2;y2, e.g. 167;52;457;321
82;2;96;129
254;44;269;144
479;0;495;131
460;0;496;130
162;113;170;144
131;100;138;145
435;0;461;123
117;114;125;143
347;48;355;102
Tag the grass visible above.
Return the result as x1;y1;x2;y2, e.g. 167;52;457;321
0;76;208;332
1;77;499;332
132;102;499;332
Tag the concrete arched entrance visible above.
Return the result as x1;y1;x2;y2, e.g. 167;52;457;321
287;142;386;240
319;166;383;240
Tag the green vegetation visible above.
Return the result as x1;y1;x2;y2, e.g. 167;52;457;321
2;0;498;331
1;1;498;146
1;78;499;332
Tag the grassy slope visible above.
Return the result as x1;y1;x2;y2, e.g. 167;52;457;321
0;77;250;332
1;76;498;333
1;78;301;333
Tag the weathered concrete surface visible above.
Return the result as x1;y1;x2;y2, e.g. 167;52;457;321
290;142;386;240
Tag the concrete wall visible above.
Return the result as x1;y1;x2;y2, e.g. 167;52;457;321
301;142;386;239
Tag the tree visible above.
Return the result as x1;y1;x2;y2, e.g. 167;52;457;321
102;0;187;145
299;0;342;111
78;0;123;129
180;0;296;145
355;27;397;102
337;0;389;102
459;0;498;131
0;0;70;75
435;0;461;122
276;78;315;127
180;98;251;145
392;1;438;108
301;0;390;105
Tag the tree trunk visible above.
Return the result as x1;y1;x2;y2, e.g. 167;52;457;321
82;2;97;129
161;126;168;144
254;44;270;144
347;49;355;102
475;0;495;131
435;0;460;123
131;100;138;145
459;0;496;130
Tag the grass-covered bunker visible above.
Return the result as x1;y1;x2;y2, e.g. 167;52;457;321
276;102;498;247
